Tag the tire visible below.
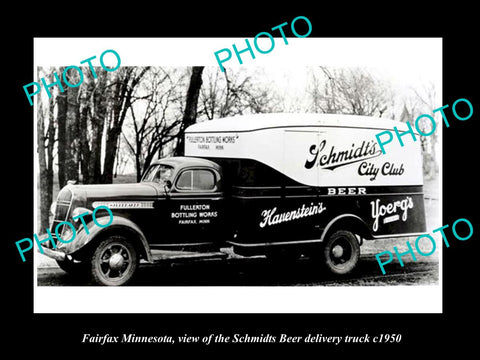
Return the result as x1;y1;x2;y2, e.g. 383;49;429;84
90;235;138;286
322;230;360;275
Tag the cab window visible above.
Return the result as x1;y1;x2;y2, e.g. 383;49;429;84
176;169;216;191
142;164;173;185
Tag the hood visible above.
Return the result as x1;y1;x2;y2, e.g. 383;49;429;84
68;182;160;200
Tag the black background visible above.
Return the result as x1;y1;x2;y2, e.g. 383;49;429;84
5;4;478;356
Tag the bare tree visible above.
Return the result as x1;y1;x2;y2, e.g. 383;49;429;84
37;68;56;230
399;82;439;178
199;67;281;120
123;68;186;181
54;66;83;187
56;67;68;188
64;67;81;183
308;66;390;117
77;67;109;184
174;66;204;156
102;66;150;183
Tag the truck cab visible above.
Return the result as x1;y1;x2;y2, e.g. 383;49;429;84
140;157;227;249
42;157;227;286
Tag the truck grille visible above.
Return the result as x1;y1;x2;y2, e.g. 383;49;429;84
51;187;73;242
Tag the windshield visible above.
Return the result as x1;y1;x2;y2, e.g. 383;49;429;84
142;164;174;185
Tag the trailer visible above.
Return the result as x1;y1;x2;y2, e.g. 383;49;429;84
184;113;426;270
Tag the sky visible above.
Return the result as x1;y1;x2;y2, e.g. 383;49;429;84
34;38;442;175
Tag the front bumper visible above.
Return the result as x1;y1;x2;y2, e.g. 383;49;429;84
36;233;66;261
38;246;66;261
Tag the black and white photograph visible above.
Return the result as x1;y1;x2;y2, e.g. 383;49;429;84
7;7;478;356
31;37;443;314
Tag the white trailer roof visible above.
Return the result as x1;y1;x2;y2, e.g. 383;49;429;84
186;113;413;133
185;113;423;187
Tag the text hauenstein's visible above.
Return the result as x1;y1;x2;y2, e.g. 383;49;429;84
260;202;326;228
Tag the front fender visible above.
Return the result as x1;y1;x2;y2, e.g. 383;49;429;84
57;215;153;262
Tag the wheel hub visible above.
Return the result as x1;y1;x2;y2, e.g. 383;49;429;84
109;253;124;270
332;244;344;258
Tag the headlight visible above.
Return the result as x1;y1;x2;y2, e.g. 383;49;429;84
72;207;92;220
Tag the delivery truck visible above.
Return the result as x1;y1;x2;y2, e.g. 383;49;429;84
41;113;426;285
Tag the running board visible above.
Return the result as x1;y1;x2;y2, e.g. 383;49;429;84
146;249;228;264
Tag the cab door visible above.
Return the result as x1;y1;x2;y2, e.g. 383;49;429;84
167;167;225;246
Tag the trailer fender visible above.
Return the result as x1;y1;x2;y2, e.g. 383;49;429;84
320;214;371;243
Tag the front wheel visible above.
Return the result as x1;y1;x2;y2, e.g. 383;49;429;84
322;230;360;275
90;235;138;286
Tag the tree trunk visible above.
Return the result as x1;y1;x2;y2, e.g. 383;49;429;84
56;68;67;188
102;67;150;183
37;73;56;231
78;97;91;183
136;154;142;183
175;66;204;156
65;71;80;183
56;67;81;186
102;123;121;184
92;71;108;183
78;68;108;184
46;94;55;219
37;100;50;230
78;68;93;184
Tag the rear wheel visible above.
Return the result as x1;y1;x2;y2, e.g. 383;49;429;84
322;230;360;275
90;235;138;286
